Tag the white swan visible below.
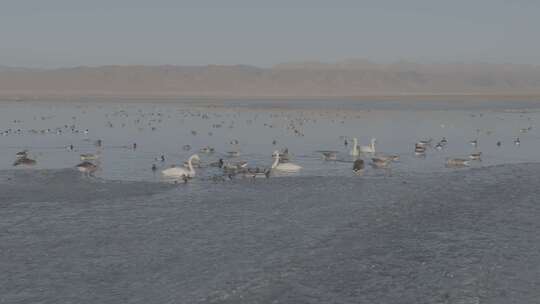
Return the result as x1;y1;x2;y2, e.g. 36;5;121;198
162;154;200;178
350;138;359;156
360;138;376;153
271;150;302;172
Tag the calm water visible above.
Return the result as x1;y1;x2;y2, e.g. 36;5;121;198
2;99;540;303
0;99;539;181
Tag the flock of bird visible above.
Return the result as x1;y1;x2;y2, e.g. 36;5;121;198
4;105;534;183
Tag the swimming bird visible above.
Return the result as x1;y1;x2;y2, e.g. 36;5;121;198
414;144;426;155
350;138;359;156
514;137;521;146
76;161;98;174
13;156;36;167
360;138;376;153
15;150;28;159
440;137;448;145
469;139;478;147
469;152;482;161
416;138;432;147
200;146;215;154
80;153;98;161
271;150;302;173
352;159;365;174
162;154;200;179
371;157;391;168
446;158;470;167
317;150;338;161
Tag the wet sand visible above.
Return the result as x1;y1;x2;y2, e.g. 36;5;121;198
2;164;540;303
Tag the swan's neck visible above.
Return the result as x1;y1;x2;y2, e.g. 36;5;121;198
271;156;279;169
188;157;195;173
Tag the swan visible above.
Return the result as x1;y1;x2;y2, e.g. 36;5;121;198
350;138;359;156
271;150;302;173
360;138;376;153
162;154;200;178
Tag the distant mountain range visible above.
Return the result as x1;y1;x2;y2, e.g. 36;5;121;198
1;61;540;99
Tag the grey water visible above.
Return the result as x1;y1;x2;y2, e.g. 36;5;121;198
2;99;540;303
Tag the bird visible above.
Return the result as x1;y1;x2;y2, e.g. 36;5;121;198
514;137;521;146
271;150;302;173
469;152;482;161
13;157;36;167
162;154;200;179
317;150;338;161
415;144;426;155
446;158;470;167
76;161;98;174
352;159;365;174
371;157;391;168
360;138;376;153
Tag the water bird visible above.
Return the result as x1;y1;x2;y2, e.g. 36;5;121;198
317;150;338;161
514;137;521;146
360;138;377;153
15;150;28;159
469;139;478;147
416;138;432;147
371;157;391;168
200;146;215;154
352;159;365;174
182;145;192;151
13;157;36;167
162;154;200;179
414;144;426;155
271;150;302;173
80;153;98;161
469;152;482;161
446;158;470;168
76;161;98;174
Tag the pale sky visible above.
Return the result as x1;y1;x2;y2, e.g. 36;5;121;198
1;0;539;68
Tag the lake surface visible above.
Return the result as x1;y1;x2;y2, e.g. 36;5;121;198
2;98;540;303
1;98;539;181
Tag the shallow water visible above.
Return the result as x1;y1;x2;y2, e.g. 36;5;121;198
1;164;540;303
2;99;540;303
1;99;539;181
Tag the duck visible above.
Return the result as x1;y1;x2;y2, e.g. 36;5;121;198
446;158;470;167
371;157;391;168
352;159;365;174
373;153;399;162
416;138;432;147
414;144;426;155
360;138;376;153
200;146;214;154
469;152;482;161
440;137;448;145
514;137;521;146
162;154;200;179
317;150;338;161
13;156;36;167
227;151;240;158
15;150;28;159
271;150;302;173
469;139;478;147
76;161;98;174
80;153;98;161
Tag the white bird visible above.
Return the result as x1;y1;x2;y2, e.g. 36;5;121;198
162;154;200;178
271;150;302;173
350;138;359;156
360;138;376;153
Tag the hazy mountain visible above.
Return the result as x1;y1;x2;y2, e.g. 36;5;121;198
1;62;540;99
